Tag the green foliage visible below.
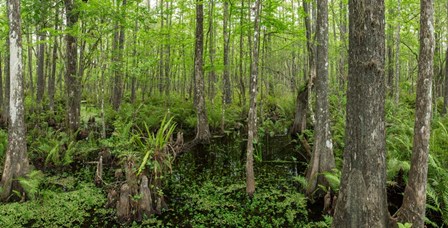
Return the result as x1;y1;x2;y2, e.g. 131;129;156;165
322;169;341;192
261;95;295;135
329;93;346;168
29;127;98;168
383;97;448;226
18;170;45;200
385;99;414;180
135;115;177;175
397;222;413;228
0;183;110;227
0;129;7;168
170;179;308;227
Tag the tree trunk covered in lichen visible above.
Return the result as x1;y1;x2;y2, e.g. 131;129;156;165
64;0;81;134
194;0;211;142
1;0;29;201
332;0;388;227
306;0;335;196
396;0;434;227
246;0;261;198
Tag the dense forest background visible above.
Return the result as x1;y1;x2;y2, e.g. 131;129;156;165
0;0;447;227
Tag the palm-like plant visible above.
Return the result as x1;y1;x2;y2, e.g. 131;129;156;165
136;115;177;176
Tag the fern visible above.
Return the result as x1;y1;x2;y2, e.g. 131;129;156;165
18;170;45;200
322;169;341;191
293;175;308;190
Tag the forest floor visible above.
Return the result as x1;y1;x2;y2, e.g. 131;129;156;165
0;96;446;227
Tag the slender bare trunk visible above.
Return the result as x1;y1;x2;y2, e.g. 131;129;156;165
194;0;210;142
444;47;448;114
112;0;126;111
64;0;80;134
396;0;434;226
239;0;246;108
36;32;46;105
48;7;58;112
223;0;231;104
306;0;335;196
394;0;402;105
246;0;261;198
290;0;315;136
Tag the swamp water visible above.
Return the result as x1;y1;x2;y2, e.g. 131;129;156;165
155;134;326;227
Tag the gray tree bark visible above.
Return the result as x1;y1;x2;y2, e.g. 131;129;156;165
64;0;81;134
394;0;402;105
290;0;315;136
48;7;59;112
1;0;29;201
0;53;3;112
238;0;246;108
112;0;126;111
36;35;45;105
396;0;435;227
223;0;232;104
246;0;261;198
444;47;448;114
337;0;347;91
306;0;335;196
207;0;216;101
26;32;34;104
332;0;388;227
36;5;47;108
194;0;211;142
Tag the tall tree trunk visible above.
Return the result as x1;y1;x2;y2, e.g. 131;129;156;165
26;32;34;104
207;0;216;101
396;0;434;226
338;0;347;90
387;19;394;94
332;0;388;227
164;0;171;99
387;7;395;95
1;0;29;201
36;0;48;109
239;0;246;108
64;0;80;134
444;47;448;114
158;0;164;95
112;0;126;111
246;0;261;198
130;19;138;104
194;0;211;142
306;0;335;196
223;0;232;104
48;7;58;112
394;0;402;105
0;53;3;111
36;31;46;105
290;0;315;136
